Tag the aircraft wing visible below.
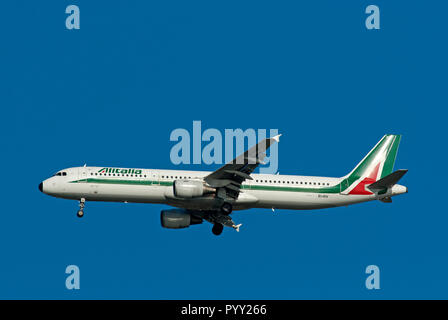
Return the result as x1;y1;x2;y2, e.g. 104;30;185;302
204;134;281;200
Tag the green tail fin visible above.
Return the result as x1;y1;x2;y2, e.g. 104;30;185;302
380;135;401;178
344;134;402;187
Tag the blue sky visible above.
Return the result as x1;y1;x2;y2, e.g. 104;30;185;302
0;1;447;299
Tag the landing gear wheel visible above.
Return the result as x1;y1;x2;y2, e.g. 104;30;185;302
77;198;85;218
212;223;223;236
221;202;232;215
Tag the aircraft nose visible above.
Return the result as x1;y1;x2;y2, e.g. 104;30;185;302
38;182;43;193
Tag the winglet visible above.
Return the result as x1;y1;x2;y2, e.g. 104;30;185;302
272;134;282;143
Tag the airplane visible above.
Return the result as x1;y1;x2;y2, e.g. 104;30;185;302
39;134;408;235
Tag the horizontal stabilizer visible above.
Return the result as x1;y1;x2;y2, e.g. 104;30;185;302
368;169;408;192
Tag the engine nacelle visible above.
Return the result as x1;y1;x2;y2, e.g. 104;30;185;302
160;209;203;229
173;180;215;198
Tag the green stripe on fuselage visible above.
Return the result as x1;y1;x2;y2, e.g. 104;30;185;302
70;178;173;186
70;178;341;194
242;184;340;193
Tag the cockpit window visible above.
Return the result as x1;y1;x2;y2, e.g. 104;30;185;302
54;172;67;176
62;172;67;176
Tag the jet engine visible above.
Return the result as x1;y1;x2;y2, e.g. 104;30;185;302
160;209;203;229
173;180;215;198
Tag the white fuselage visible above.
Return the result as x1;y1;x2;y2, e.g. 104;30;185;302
40;166;407;211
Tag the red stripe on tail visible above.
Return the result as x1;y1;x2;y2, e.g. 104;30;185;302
348;163;381;195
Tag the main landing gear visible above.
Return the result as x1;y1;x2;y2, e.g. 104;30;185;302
210;202;242;236
221;202;232;215
212;223;224;236
77;198;85;218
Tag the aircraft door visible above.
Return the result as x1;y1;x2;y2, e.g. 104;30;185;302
79;167;87;181
151;171;159;185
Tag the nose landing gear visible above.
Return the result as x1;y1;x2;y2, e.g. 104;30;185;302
77;198;85;218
